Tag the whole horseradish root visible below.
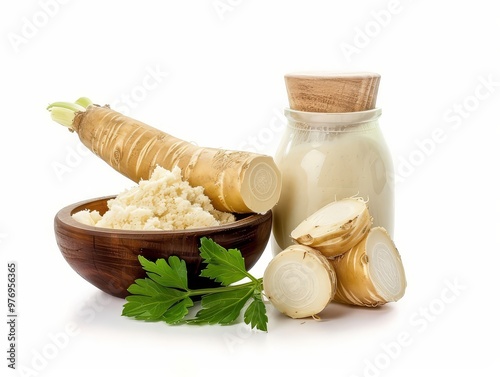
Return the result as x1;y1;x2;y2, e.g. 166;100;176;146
47;97;281;214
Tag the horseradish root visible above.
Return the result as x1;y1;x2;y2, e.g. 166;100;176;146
263;244;337;319
329;227;406;307
47;98;281;214
291;198;372;257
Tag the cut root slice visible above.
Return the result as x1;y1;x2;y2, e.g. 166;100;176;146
263;244;337;319
291;198;372;257
330;227;407;307
233;156;282;214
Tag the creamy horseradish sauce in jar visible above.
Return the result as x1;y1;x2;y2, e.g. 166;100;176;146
272;108;395;254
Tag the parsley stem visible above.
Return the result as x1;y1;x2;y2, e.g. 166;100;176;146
187;278;262;296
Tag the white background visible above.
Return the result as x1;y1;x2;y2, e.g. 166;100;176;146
1;0;499;376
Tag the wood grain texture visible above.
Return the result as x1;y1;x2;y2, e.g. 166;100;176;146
284;72;380;113
54;196;272;298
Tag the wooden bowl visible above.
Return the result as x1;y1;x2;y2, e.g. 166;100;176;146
54;196;272;298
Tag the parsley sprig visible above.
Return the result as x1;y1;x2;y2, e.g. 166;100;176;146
122;237;268;331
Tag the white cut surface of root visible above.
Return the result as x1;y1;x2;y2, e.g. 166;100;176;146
291;197;372;257
263;244;337;319
330;227;407;307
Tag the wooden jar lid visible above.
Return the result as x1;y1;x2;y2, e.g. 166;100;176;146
284;72;380;113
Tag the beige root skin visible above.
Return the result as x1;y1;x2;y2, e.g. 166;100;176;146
263;244;337;319
329;227;406;307
71;105;281;214
291;198;372;257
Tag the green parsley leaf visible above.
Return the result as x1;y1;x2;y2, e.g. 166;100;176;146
122;286;189;322
199;237;250;286
123;257;191;323
244;294;268;332
188;286;255;325
161;297;194;324
138;255;188;290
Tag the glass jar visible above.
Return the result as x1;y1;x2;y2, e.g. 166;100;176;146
272;108;395;255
